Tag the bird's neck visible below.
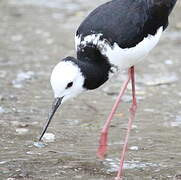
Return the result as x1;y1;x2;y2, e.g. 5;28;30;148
76;46;112;90
80;58;111;90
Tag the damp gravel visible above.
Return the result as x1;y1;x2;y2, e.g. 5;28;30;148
0;0;181;179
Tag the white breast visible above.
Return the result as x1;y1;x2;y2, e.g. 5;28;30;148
75;27;163;70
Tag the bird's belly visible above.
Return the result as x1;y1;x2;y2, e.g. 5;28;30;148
75;27;163;70
101;27;163;70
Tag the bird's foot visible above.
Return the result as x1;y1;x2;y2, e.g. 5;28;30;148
97;132;108;159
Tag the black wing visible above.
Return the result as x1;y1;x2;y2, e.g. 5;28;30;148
77;0;174;48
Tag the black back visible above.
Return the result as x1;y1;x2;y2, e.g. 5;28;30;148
74;0;177;90
77;0;177;48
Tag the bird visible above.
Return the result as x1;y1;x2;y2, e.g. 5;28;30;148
38;0;177;179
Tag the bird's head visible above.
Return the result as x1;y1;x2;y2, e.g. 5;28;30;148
51;57;85;102
39;57;85;140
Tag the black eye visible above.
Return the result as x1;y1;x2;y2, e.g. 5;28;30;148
66;82;73;89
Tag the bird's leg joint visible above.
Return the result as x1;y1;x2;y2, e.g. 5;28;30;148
129;99;137;116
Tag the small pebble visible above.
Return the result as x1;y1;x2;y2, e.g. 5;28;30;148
0;161;7;165
42;32;50;38
74;175;82;179
42;133;55;142
0;71;7;78
164;59;173;65
26;151;34;155
35;29;43;34
52;13;63;19
129;146;139;151
144;108;155;112
46;38;54;44
11;121;29;128
9;95;18;101
132;125;138;129
16;128;29;135
121;95;132;103
11;35;23;42
0;107;5;113
0;95;5;101
26;151;41;155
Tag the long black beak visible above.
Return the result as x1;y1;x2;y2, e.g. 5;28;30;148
39;97;63;141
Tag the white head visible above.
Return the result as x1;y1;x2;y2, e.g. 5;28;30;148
50;60;85;103
39;58;85;141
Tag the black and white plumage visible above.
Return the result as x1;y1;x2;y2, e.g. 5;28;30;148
39;0;177;179
50;0;177;97
74;0;176;88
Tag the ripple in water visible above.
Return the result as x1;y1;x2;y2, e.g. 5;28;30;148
104;158;158;173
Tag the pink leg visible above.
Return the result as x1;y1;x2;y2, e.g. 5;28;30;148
97;68;132;159
115;66;137;180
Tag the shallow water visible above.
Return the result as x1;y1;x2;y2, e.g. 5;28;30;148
0;0;181;179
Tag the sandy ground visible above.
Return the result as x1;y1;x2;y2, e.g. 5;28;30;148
0;0;181;179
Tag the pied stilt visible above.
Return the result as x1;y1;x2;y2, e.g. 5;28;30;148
39;0;177;179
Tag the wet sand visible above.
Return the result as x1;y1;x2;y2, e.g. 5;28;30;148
0;0;181;179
